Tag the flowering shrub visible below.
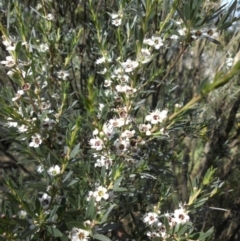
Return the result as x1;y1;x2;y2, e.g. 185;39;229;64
0;0;239;241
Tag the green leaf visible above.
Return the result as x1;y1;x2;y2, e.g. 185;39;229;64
62;171;73;183
60;233;69;241
93;234;112;241
113;176;123;189
113;187;127;192
100;222;120;232
198;227;214;240
177;223;189;236
66;178;79;187
218;21;232;30
21;227;39;239
188;227;214;240
70;143;81;158
47;226;63;237
66;221;86;230
193;197;208;208
99;204;116;224
86;198;96;219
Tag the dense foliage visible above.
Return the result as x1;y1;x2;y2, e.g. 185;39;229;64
0;0;240;240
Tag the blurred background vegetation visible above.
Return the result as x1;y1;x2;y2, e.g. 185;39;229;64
0;0;240;240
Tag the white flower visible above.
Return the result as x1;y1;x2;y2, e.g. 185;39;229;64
143;38;154;46
18;210;27;219
29;134;42;148
112;18;122;26
57;70;69;80
47;165;61;176
102;123;117;139
37;165;44;173
113;138;130;156
89;137;104;150
144;36;164;49
6;118;18;127
151;36;164;49
95;155;112;169
98;103;105;112
165;213;176;227
160;128;169;136
2;38;16;51
173;207;190;224
93;186;109;202
43;81;49;88
142;212;159;225
226;57;233;68
117;74;129;83
121;59;139;73
116;85;137;95
121;130;135;139
104;79;112;87
18;124;28;133
111;13;122;27
97;67;107;74
96;57;105;64
145;109;168;124
108;118;125;128
36;3;42;10
41;100;51;110
38;193;51;209
69;228;90;241
22;82;31;91
147;231;160;239
139;48;152;64
41;118;56;130
111;13;119;19
93;129;99;135
39;43;49;52
191;28;219;41
1;56;15;67
12;90;24;102
96;56;112;65
139;124;152;136
45;13;54;21
156;222;166;237
170;34;180;40
7;69;16;77
174;103;182;108
125;86;137;96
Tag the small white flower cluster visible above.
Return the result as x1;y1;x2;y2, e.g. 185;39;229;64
94;154;113;169
1;35;64;150
57;70;69;80
142;212;166;238
172;24;219;43
38;193;52;209
38;191;63;210
144;35;164;50
47;165;61;176
45;13;54;21
87;185;109;202
143;207;190;239
1;55;16;68
138;48;152;64
29;134;42;148
111;13;122;27
69;227;90;241
18;210;27;219
145;109;168;125
95;56;112;65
